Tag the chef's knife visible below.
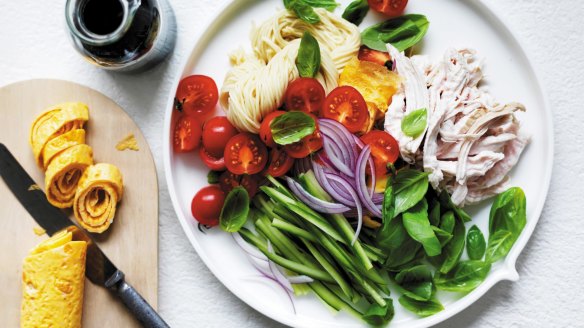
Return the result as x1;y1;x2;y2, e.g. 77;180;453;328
0;143;169;328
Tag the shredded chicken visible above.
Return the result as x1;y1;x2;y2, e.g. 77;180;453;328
385;45;530;206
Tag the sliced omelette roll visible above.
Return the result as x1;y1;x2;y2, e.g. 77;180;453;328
74;163;124;233
21;230;87;328
41;129;86;170
45;144;93;208
30;102;89;168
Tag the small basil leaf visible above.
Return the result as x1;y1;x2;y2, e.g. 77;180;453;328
431;226;453;247
342;0;369;26
402;199;442;257
466;225;486;261
270;112;316;145
382;173;395;224
434;260;491;292
363;298;395;326
207;170;221;184
378;216;422;269
398;295;444;317
361;14;430;52
439;211;455;234
288;0;321;24
438;190;471;222
401;108;427;138
430;217;466;274
393;169;429;218
296;31;321;78
395;265;434;301
220;187;250;233
302;0;339;11
484;187;527;263
428;200;440;226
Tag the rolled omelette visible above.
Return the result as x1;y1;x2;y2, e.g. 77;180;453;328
21;230;87;328
41;129;86;170
45;144;93;208
74;163;124;233
30;102;89;168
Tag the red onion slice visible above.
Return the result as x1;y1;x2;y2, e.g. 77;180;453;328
325;173;363;245
322;135;354;177
354;135;376;198
356;145;383;218
233;233;268;261
286;177;351;213
312;162;356;206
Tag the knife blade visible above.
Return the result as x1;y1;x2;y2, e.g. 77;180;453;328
0;143;169;328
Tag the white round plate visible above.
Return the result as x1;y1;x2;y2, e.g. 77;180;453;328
163;1;553;327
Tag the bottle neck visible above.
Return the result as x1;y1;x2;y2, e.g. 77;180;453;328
65;0;141;46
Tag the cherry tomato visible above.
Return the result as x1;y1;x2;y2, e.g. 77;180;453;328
224;133;268;175
259;110;286;148
321;86;368;134
173;115;202;153
218;171;258;197
284;78;326;115
358;46;392;67
202;116;238;158
368;0;408;17
360;130;400;177
191;185;225;227
175;75;218;120
199;147;226;171
264;148;295;177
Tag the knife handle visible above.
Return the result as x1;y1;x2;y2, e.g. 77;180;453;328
106;271;170;328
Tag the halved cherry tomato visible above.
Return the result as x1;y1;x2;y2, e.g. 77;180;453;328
264;148;295;177
358;46;392;67
202;116;238;158
259;110;286;148
321;86;368;134
199;147;226;171
191;185;225;227
368;0;408;17
219;171;258;198
284;78;326;115
224;133;268;175
173;115;202;153
360;130;400;177
175;75;218;119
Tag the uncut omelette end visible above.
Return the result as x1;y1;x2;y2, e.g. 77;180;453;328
21;231;87;328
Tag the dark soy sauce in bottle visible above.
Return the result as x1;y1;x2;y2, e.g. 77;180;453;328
66;0;176;72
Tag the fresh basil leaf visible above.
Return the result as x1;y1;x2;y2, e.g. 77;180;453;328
466;225;486;261
363;298;395;326
428;199;440;226
378;216;422;269
430;217;466;274
401;108;427;138
207;170;221;184
361;14;430;52
393;169;429;218
439;211;455;234
485;187;526;263
395;265;433;301
403;199;442;257
398;295;444;317
287;0;321;24
296;31;321;78
434;260;491;292
270;111;316;145
302;0;338;11
382;174;395;224
438;190;471;222
220;187;250;233
342;0;369;26
432;226;453;247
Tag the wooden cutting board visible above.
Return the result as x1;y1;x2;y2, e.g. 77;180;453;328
0;79;158;327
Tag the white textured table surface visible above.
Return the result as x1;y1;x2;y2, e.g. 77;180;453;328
1;1;583;327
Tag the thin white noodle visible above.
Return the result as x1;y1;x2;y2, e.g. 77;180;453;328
220;9;360;133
